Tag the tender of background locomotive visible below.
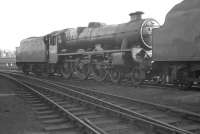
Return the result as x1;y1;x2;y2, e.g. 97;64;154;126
16;12;159;84
152;0;200;88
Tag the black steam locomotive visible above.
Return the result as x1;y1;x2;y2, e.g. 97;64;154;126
16;11;159;84
16;0;200;89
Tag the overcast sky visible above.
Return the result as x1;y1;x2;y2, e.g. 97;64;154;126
0;0;182;51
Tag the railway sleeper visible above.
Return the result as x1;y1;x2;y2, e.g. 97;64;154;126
179;124;200;132
35;110;55;115
44;123;75;131
42;118;67;124
37;114;60;120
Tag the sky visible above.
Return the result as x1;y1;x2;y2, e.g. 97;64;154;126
0;0;182;51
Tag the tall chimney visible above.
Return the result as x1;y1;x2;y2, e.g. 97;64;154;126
129;11;144;21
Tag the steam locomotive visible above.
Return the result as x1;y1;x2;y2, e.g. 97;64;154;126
16;0;200;89
16;11;159;84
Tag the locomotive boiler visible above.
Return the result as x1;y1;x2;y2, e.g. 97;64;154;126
16;12;159;84
58;11;157;52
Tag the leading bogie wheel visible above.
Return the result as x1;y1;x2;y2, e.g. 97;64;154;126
131;68;144;86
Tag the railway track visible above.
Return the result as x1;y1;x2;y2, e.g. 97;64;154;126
2;72;200;133
0;73;187;134
25;76;200;134
2;74;104;134
57;82;200;133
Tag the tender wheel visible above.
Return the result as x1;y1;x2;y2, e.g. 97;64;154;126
32;65;42;76
177;77;193;90
178;80;193;90
109;68;121;84
74;61;90;80
61;62;72;79
131;68;145;86
177;69;193;90
91;64;107;82
22;65;29;75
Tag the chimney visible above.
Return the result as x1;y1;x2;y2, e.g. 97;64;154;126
129;11;144;21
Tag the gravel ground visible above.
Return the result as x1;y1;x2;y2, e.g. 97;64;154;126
0;76;44;134
52;77;200;113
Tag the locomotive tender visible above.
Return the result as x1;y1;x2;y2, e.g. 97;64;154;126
16;11;159;84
